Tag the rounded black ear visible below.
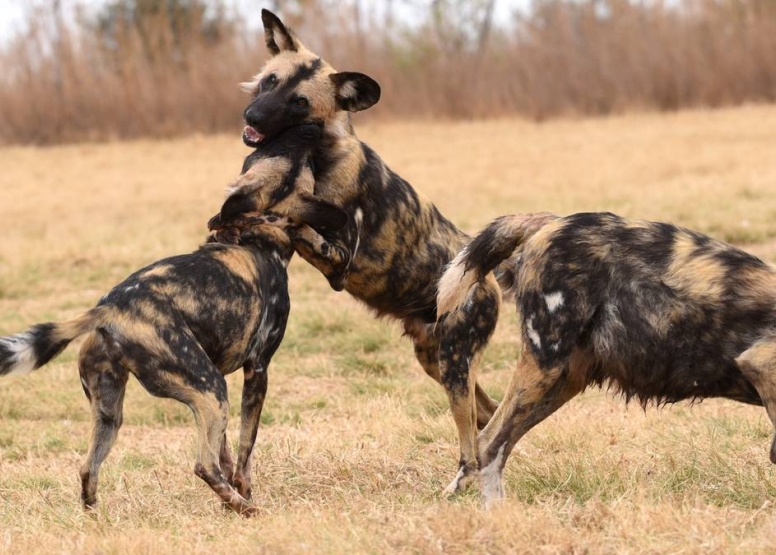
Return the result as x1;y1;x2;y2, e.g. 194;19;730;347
219;192;257;224
294;195;348;232
261;9;298;55
330;72;381;112
207;213;223;231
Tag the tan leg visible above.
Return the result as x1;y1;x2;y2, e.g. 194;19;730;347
435;277;501;495
477;351;582;506
408;320;499;430
189;386;255;516
127;343;255;516
736;334;776;463
439;350;485;496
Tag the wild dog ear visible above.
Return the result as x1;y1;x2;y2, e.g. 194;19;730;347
219;192;257;224
330;72;381;112
261;9;298;55
292;194;349;233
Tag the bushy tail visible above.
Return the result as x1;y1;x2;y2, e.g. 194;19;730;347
0;306;111;377
437;213;557;317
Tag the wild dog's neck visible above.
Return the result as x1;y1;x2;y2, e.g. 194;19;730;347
313;114;368;200
235;225;295;267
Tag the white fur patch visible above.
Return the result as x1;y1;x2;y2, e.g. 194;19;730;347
526;316;542;349
273;28;294;51
272;251;289;268
437;247;472;315
544;291;564;313
338;81;357;100
352;208;364;260
240;73;261;94
0;332;37;376
443;465;468;496
480;443;506;505
326;114;351;140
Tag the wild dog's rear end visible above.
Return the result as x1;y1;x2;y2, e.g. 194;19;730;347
438;212;776;504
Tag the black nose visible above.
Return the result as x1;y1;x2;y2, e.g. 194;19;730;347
244;106;264;128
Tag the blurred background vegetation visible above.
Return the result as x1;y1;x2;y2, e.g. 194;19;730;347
1;0;775;144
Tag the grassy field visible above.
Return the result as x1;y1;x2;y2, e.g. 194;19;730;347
2;106;776;554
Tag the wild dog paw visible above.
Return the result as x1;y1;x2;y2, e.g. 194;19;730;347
442;463;478;497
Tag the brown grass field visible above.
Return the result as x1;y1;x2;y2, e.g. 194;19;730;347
2;106;776;553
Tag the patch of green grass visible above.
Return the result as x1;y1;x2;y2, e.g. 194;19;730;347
706;414;771;441
480;339;519;372
150;405;192;426
340;352;395;377
260;409;302;427
654;447;776;509
348;379;396;398
0;433;14;448
310;399;327;410
511;454;635;505
18;475;60;491
120;452;156;470
413;433;436;445
42;436;67;454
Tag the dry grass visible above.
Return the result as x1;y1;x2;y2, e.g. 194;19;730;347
2;106;776;553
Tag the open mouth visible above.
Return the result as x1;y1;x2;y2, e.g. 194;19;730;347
243;125;265;147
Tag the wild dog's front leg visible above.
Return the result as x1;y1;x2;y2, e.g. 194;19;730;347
736;335;776;463
232;362;269;501
477;353;581;506
292;210;360;291
435;275;501;496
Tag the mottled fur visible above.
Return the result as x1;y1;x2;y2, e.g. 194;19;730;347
438;212;776;503
243;10;504;492
0;124;345;515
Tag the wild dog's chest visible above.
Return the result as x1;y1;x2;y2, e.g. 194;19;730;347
213;254;290;373
244;263;291;366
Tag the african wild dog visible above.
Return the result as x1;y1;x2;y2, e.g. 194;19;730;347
0;123;346;515
437;211;776;503
241;9;505;494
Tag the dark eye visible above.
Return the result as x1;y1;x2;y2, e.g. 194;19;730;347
260;74;277;92
296;97;309;107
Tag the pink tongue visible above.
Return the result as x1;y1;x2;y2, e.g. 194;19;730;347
244;126;264;143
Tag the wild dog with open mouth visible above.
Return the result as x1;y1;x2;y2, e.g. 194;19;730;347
0;123;346;515
239;9;507;494
437;211;776;504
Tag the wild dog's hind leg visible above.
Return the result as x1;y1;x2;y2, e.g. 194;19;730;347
126;334;254;515
407;320;498;430
477;350;584;506
78;332;129;510
736;334;776;463
435;275;500;495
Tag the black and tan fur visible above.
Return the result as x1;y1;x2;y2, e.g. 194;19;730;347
0;123;345;514
241;10;506;493
438;212;776;503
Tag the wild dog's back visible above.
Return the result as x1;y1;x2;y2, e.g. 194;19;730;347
515;212;776;405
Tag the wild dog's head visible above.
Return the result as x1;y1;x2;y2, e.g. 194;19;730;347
209;123;347;245
240;9;381;147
